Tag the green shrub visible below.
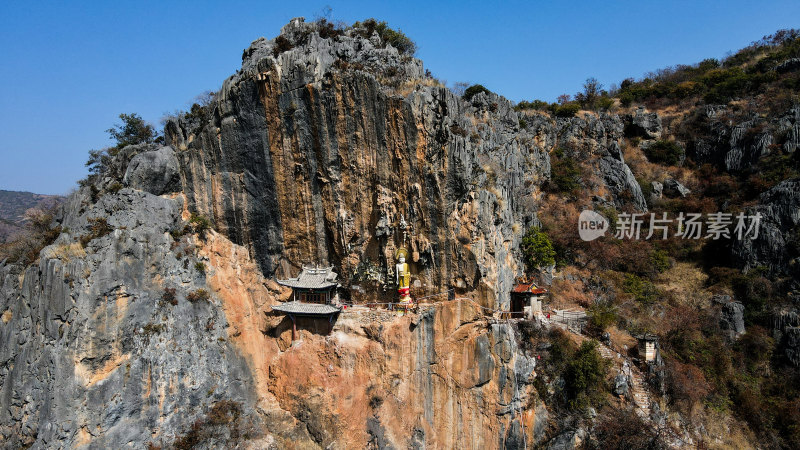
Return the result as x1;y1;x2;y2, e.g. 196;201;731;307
622;274;659;304
106;113;156;148
272;35;293;57
515;99;549;111
80;217;113;247
521;227;556;270
595;97;614;111
549;155;581;194
672;80;700;98
553;103;580;118
189;214;212;236
463;84;491;101
588;302;618;333
186;289;211;303
643;140;683;166
195;262;207;274
314;18;344;40
564;340;609;410
610;30;800;109
649;249;672;273
170;227;185;241
107;182;123;194
595;206;619;231
353;19;417;55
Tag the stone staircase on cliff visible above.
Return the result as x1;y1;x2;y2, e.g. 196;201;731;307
627;365;651;417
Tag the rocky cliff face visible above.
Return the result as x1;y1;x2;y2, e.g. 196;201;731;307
687;104;799;172
732;177;800;280
165;17;643;308
0;184;541;448
0;18;562;449
0;18;665;449
0;189;261;447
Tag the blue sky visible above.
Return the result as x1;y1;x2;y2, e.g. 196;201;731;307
2;1;799;195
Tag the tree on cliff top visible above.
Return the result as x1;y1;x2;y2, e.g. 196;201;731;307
106;113;156;148
353;19;417;55
521;226;556;272
82;113;157;188
463;84;491;101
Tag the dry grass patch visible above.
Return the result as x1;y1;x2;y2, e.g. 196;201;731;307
393;77;445;97
697;404;759;449
655;262;712;308
605;325;638;354
49;242;86;263
550;268;591;309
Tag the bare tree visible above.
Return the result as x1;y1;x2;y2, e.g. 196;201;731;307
195;91;216;107
450;81;470;97
578;77;602;109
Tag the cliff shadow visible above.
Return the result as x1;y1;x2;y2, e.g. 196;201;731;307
270;313;340;343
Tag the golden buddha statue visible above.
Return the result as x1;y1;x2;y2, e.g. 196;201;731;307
395;247;411;302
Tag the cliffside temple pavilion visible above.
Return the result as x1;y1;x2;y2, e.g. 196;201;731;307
509;278;548;319
272;266;342;341
636;333;660;363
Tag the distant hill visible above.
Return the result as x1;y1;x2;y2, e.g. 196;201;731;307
0;190;63;243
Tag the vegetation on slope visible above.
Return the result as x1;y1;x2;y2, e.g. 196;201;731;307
525;29;800;449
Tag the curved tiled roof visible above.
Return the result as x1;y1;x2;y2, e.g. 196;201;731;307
277;266;338;290
511;282;548;295
271;301;342;315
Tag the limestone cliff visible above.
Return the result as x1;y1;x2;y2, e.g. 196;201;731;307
0;17;653;449
165;17;642;309
0;184;541;448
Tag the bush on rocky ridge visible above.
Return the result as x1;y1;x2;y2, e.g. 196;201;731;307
352;18;417;55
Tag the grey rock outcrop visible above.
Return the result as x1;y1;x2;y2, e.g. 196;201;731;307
650;181;663;203
776;58;800;74
122;146;181;195
662;178;691;198
776;105;800;153
547;429;585;450
714;295;746;341
528;111;647;212
624;107;662;139
774;310;800;367
686;105;799;171
0;188;275;447
3;19;566;448
785;327;800;366
597;155;648;211
613;373;630;396
732;178;800;278
162;15;651;309
548;113;647;212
